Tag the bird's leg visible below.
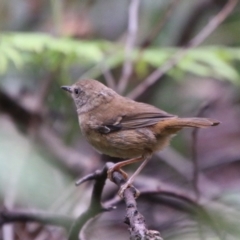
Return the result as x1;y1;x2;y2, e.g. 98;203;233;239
107;156;144;181
118;154;152;198
107;154;152;198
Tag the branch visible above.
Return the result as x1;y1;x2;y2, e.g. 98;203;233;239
1;166;227;239
39;126;94;174
70;163;162;240
0;89;42;130
157;148;222;199
117;0;140;94
141;0;179;48
0;183;223;239
127;0;238;99
68;165;109;240
35;72;56;112
112;171;162;240
0;166;110;240
100;62;117;90
0;84;93;175
0;208;73;229
140;189;224;240
176;0;215;46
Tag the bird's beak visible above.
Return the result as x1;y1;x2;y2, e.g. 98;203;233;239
61;86;72;93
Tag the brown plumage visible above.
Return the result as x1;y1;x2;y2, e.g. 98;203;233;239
61;79;220;197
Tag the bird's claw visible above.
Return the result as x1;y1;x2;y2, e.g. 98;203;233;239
107;165;140;199
107;167;128;181
118;183;140;199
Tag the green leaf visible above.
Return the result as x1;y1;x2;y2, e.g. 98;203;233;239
4;46;23;69
0;53;8;74
141;48;172;67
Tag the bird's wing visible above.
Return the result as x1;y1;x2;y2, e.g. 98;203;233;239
97;102;176;134
120;112;176;129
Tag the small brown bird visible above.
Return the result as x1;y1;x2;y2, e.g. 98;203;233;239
61;79;219;197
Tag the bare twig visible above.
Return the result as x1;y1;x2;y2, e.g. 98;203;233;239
112;171;162;240
141;189;201;214
1;169;228;240
35;72;56;112
100;63;116;90
176;0;214;46
0;89;42;129
140;190;225;240
28;72;57;137
141;0;179;48
69;162;162;240
39;126;94;174
0;86;96;176
186;0;237;47
75;171;101;186
50;0;63;36
118;0;140;94
157;148;222;198
68;164;109;240
141;186;228;240
0;209;73;229
127;0;238;99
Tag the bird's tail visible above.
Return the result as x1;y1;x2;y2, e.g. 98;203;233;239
165;117;220;128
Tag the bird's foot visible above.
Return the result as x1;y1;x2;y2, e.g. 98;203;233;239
107;163;140;199
118;182;140;199
107;166;128;181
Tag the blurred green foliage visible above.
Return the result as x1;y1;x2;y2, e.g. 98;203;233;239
1;33;240;83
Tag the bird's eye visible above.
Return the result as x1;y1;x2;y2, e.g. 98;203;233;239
74;88;80;96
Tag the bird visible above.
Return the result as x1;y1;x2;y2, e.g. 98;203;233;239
61;79;220;197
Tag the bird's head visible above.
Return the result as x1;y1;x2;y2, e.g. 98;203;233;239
61;79;115;114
